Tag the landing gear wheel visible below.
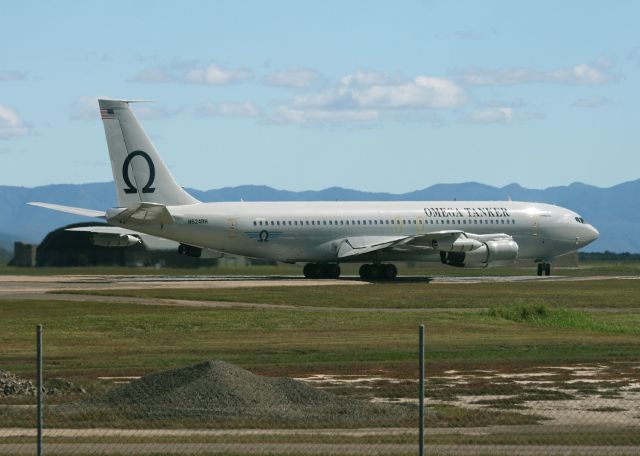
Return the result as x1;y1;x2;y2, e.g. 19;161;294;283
327;263;341;279
383;264;398;279
359;263;398;280
304;263;341;279
537;263;543;276
359;264;372;280
544;263;551;276
303;263;318;279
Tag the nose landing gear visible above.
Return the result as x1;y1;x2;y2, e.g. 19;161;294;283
359;263;398;280
537;262;551;276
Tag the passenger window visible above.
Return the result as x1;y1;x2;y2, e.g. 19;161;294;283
323;221;327;225
270;221;274;226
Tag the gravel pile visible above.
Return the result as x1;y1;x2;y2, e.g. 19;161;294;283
0;368;85;397
1;369;36;397
85;361;413;424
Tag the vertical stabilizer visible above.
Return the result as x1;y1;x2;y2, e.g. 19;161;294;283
99;99;199;207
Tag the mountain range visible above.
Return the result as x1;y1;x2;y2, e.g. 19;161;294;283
2;179;638;253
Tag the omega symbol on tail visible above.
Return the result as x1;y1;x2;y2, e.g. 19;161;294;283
122;150;156;194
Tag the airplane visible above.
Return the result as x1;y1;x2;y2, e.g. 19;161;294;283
29;99;599;279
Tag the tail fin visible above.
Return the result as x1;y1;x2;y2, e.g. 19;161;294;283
99;99;199;207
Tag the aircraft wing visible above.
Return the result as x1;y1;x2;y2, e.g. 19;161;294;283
338;235;412;258
337;230;512;259
67;225;223;258
28;202;106;218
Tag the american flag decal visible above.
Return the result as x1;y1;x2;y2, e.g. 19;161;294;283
100;108;116;120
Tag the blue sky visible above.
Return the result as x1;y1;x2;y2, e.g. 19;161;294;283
1;0;639;193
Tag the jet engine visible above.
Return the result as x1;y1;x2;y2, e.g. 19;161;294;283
440;239;518;268
178;243;202;258
90;233;141;247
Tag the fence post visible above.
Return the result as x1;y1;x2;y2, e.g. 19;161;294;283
36;324;43;456
419;324;425;456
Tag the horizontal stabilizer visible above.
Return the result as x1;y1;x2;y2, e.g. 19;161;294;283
28;202;106;218
66;226;142;235
106;202;174;225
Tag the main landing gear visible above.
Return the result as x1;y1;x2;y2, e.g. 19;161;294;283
303;263;341;279
359;263;398;280
537;262;551;276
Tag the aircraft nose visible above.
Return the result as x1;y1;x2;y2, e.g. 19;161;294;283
577;225;599;247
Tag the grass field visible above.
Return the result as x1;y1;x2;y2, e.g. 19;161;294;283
3;258;640;277
3;272;640;380
63;277;640;309
2;267;640;451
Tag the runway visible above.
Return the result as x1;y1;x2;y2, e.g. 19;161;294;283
1;272;637;296
1;273;638;313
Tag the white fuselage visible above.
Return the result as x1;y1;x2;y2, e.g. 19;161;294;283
111;200;599;264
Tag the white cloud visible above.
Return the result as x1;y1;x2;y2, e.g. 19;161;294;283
263;68;322;89
269;70;465;126
460;62;614;86
271;107;378;125
0;70;26;81
131;62;252;85
462;107;544;124
196;101;261;118
0;105;30;139
572;96;609;108
292;73;466;110
339;70;405;87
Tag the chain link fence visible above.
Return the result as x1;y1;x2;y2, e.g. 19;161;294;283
2;327;640;455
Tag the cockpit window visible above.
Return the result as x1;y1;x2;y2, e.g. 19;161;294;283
575;217;586;224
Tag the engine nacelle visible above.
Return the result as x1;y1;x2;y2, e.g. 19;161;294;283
441;239;519;268
432;237;483;252
178;243;202;258
90;233;141;248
